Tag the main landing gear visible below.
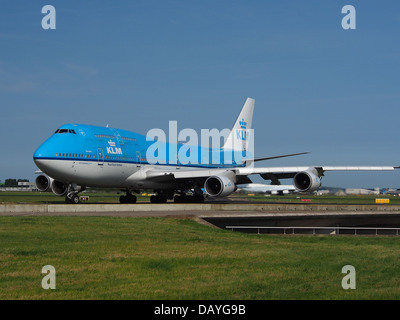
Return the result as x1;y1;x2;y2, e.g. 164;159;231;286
119;190;137;204
149;193;205;203
148;190;205;203
118;189;205;204
150;194;168;203
173;194;204;203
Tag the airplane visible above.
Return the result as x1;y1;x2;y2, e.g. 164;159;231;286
33;98;398;204
239;183;296;195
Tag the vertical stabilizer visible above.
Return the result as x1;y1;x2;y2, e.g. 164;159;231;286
222;97;255;151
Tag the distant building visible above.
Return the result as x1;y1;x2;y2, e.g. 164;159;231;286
0;181;37;192
335;190;347;196
315;190;330;196
345;188;380;195
382;188;400;196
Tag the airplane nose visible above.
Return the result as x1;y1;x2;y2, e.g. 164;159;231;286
33;137;65;180
33;141;53;172
33;143;50;160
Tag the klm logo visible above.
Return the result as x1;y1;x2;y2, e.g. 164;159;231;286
107;147;123;155
107;140;122;155
235;118;248;141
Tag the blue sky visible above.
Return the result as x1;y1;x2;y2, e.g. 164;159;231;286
1;0;400;188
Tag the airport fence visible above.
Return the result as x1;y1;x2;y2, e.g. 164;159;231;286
226;226;400;236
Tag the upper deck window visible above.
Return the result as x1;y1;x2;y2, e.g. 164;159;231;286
95;134;115;139
122;136;137;141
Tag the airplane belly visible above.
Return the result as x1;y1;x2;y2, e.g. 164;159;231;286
37;159;138;188
35;159;76;182
74;161;137;187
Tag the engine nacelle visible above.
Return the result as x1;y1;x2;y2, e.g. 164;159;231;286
204;174;236;197
293;168;321;193
35;175;53;192
51;180;69;196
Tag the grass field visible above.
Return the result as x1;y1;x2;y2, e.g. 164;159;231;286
237;193;400;205
1;191;400;205
0;191;135;204
0;216;399;300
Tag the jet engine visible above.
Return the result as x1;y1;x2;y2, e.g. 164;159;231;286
35;174;53;192
51;180;69;196
293;168;321;192
204;174;236;197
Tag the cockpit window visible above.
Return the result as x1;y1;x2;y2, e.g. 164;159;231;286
55;129;77;134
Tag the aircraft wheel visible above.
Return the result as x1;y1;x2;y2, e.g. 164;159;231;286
193;194;205;203
174;195;184;203
71;194;80;204
151;195;167;203
184;195;194;203
127;195;137;204
66;194;80;204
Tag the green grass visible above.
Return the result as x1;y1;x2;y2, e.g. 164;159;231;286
0;216;399;299
233;193;400;205
1;191;400;205
0;191;147;204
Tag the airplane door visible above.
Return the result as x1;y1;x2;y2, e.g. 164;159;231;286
98;148;104;166
111;128;124;146
136;151;141;167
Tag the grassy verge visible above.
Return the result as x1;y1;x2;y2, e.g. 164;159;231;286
0;191;145;204
0;216;399;299
233;193;400;204
1;191;400;205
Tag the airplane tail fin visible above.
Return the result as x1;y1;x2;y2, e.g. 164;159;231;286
222;97;255;151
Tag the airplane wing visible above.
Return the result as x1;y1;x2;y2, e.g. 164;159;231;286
139;165;398;194
146;165;397;180
236;166;397;179
238;165;398;191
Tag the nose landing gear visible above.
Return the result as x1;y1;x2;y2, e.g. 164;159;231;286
65;192;80;204
65;185;87;204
